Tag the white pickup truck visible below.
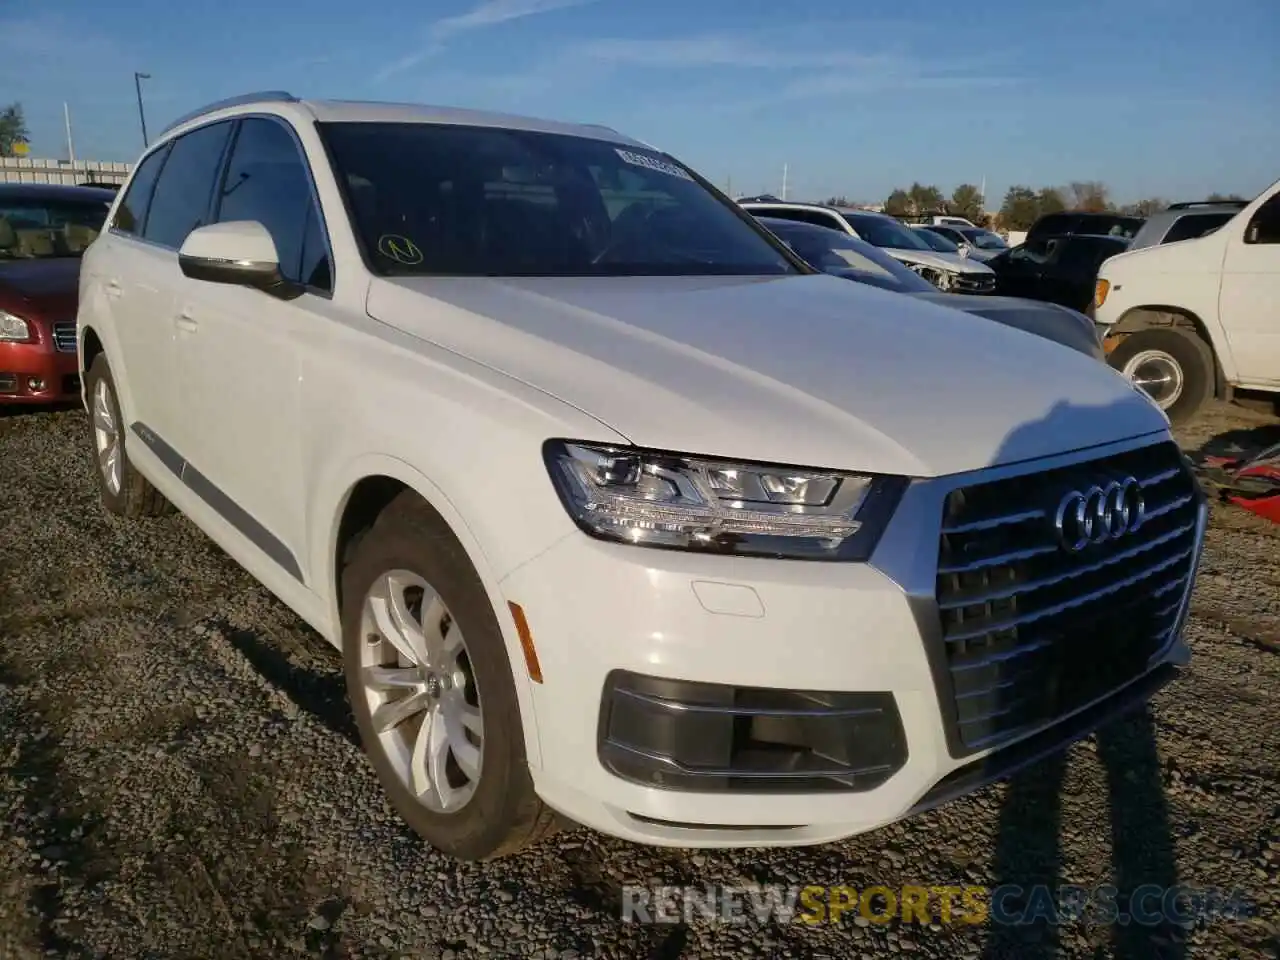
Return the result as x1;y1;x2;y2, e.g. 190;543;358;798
1094;177;1280;422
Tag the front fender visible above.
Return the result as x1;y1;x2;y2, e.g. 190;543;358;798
311;452;563;771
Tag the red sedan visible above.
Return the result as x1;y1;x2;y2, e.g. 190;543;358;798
0;183;115;405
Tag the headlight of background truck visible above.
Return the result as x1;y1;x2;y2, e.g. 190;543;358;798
543;440;907;561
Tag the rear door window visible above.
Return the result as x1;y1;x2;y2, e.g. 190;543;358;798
143;121;234;250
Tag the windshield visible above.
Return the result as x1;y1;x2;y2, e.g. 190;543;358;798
761;219;935;294
915;229;959;253
842;212;933;251
960;228;1007;250
319;122;796;277
0;196;110;259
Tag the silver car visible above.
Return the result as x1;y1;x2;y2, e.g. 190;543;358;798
918;223;1010;262
1126;200;1248;251
758;217;1103;359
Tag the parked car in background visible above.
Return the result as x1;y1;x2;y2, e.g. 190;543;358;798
907;214;978;228
0;183;114;404
1126;200;1248;252
758;217;1103;359
911;225;963;255
987;233;1129;313
1025;210;1144;244
741;201;996;293
79;92;1202;861
920;224;1009;262
1095;179;1280;422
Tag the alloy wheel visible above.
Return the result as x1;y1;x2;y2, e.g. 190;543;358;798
92;376;123;496
358;570;484;813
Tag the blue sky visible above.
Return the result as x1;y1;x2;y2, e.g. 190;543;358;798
2;0;1277;205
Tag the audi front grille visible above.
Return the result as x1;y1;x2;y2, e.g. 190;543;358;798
934;440;1202;755
52;321;77;354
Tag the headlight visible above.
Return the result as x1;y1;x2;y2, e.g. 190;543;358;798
908;264;952;291
0;310;32;342
543;440;907;561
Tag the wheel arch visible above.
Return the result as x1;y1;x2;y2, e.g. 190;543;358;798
318;454;545;770
1104;306;1227;398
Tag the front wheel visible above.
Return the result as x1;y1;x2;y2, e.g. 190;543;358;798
340;493;557;860
1108;327;1214;424
83;354;170;517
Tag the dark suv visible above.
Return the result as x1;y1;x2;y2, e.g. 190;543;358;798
1025;211;1144;244
987;233;1130;313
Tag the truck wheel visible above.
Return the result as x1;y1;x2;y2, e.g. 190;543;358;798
84;354;171;517
1108;327;1213;424
340;492;557;860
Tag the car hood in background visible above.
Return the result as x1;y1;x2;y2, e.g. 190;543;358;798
366;272;1166;478
910;292;1104;359
880;248;994;275
0;258;82;320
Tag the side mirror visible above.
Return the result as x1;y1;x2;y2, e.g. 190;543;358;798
178;221;303;300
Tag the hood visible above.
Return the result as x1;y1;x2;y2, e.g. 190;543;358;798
882;248;994;275
0;258;82;319
910;292;1104;360
365;273;1167;478
1097;229;1223;279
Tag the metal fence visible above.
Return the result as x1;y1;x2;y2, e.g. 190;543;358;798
0;157;132;187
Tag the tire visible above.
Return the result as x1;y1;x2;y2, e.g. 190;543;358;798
84;353;170;518
340;492;557;860
1108;327;1214;424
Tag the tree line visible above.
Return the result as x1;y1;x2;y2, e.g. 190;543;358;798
841;180;1249;232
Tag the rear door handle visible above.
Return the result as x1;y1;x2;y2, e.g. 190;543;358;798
176;309;198;333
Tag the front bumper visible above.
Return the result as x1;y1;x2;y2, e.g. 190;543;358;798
500;433;1203;848
0;338;80;404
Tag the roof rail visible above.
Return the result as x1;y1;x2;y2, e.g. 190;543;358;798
1167;199;1249;210
160;91;299;137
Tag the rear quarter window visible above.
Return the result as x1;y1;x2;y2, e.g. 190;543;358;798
112;145;169;235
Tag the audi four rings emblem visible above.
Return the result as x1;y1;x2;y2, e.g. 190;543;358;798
1054;478;1146;552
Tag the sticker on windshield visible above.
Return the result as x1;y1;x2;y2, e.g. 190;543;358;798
377;234;423;266
614;148;693;181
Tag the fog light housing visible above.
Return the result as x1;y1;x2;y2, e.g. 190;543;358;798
598;670;907;792
27;377;44;391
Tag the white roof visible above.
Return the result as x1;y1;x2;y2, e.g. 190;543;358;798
162;94;643;148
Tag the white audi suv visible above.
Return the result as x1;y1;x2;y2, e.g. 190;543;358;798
76;92;1204;860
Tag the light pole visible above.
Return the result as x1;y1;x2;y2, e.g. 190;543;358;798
133;72;151;147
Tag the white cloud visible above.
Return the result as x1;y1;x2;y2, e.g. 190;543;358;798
433;0;594;39
374;0;598;83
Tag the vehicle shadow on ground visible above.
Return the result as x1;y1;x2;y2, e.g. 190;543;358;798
977;396;1192;960
0;400;81;422
981;709;1186;960
212;620;361;748
1192;423;1280;461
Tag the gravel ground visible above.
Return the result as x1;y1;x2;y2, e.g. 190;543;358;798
0;400;1276;960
